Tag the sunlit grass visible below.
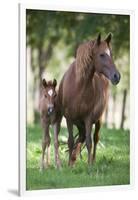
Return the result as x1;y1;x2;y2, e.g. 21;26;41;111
26;124;130;190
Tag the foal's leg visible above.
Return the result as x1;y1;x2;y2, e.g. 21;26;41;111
46;137;51;166
53;122;61;169
85;119;93;165
66;119;74;166
40;123;50;170
93;120;101;162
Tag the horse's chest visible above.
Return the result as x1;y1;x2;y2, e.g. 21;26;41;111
66;89;107;120
63;77;108;121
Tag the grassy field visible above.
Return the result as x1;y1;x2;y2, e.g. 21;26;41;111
26;124;130;190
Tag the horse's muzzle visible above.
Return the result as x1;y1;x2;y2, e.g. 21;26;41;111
111;72;121;85
47;106;54;115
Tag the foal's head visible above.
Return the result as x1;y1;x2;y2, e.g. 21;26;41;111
42;78;57;115
92;33;120;85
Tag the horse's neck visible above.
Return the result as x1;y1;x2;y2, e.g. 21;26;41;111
77;66;94;88
77;71;109;98
76;63;95;87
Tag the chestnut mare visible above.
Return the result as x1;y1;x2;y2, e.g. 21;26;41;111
58;33;120;166
39;79;61;170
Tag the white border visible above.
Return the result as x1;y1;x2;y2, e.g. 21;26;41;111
19;4;26;196
19;3;134;196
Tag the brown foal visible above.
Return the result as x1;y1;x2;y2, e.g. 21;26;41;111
39;78;62;170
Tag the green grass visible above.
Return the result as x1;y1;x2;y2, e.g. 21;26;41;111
26;124;130;190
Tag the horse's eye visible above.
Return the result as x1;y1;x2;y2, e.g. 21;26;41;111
54;93;57;97
45;95;47;98
100;54;105;57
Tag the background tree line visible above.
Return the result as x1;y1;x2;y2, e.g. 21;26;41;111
26;9;130;130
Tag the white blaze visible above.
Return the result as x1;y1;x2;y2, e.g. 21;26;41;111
48;89;53;96
105;48;110;56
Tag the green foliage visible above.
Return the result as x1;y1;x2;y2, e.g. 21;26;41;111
27;10;60;48
26;124;130;190
27;10;129;55
27;10;130;87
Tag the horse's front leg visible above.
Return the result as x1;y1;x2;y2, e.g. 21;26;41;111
53;122;61;169
93;119;101;162
85;119;93;166
66;119;74;166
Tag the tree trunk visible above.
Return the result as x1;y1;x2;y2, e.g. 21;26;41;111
31;48;39;123
120;89;127;129
38;43;53;95
38;47;44;93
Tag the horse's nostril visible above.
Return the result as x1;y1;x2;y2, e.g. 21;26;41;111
114;73;117;79
113;73;120;82
112;72;120;85
48;106;54;114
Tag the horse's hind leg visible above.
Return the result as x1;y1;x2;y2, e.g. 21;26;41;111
66;119;74;166
92;120;101;162
71;123;86;162
53;121;61;169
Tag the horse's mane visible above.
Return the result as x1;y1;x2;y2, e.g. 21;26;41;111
76;40;95;81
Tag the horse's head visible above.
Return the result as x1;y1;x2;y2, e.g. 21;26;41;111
93;33;120;85
42;78;57;115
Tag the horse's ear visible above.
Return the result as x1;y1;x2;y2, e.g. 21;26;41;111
42;79;47;88
105;33;112;45
53;79;57;87
96;33;101;45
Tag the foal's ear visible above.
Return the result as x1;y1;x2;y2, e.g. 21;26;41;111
42;79;47;88
53;79;57;87
96;33;101;46
105;33;112;45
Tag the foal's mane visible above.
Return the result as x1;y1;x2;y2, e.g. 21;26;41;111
76;40;95;81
